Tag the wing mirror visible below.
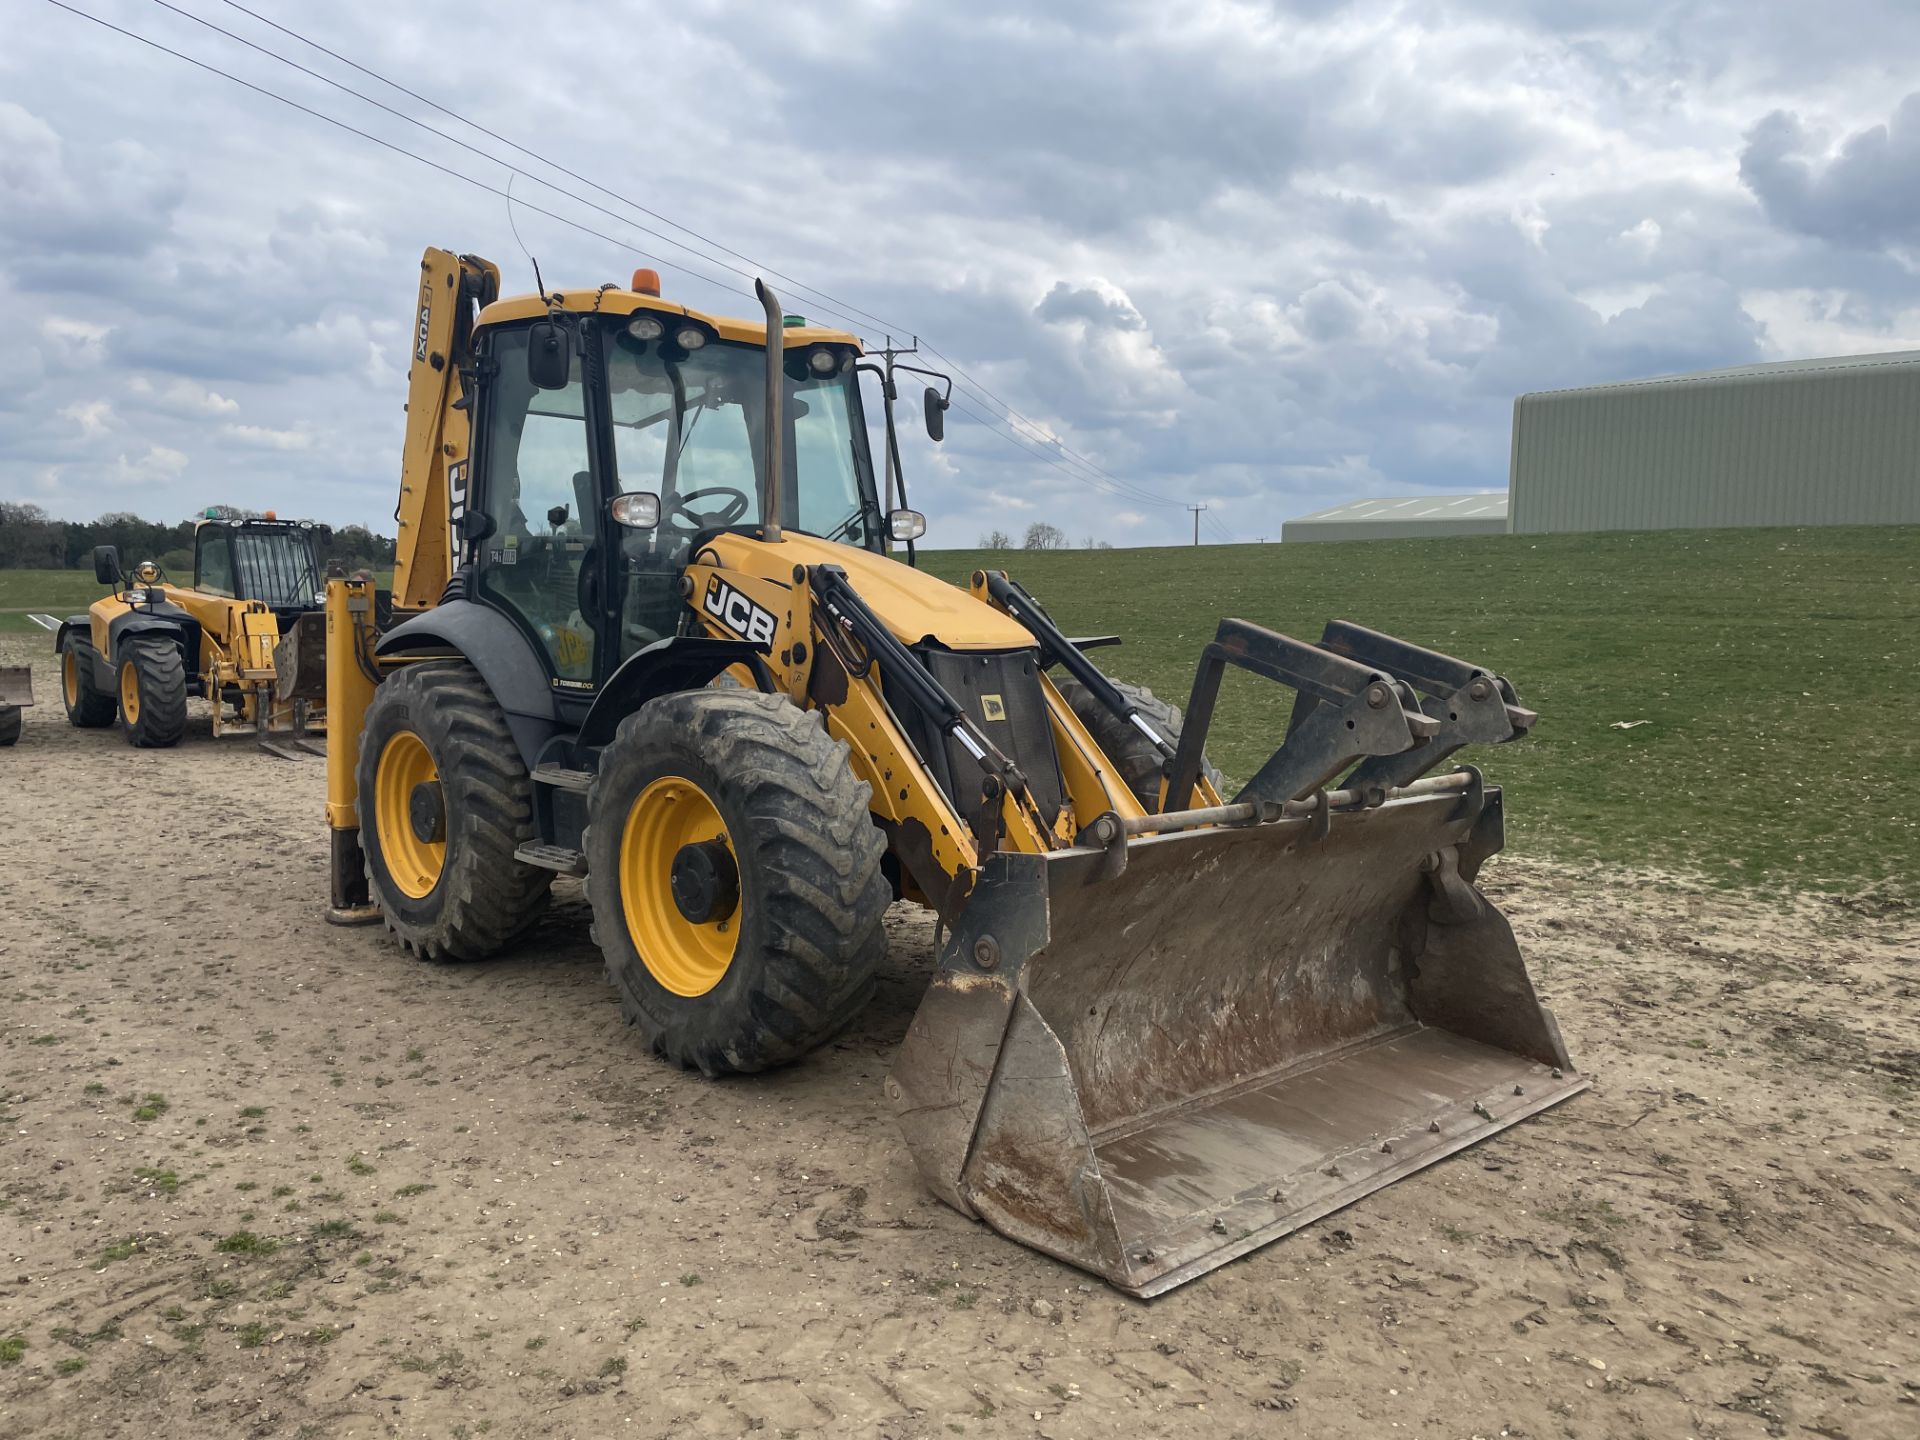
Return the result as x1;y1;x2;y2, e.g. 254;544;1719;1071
527;319;571;390
923;386;948;442
888;509;927;542
610;491;661;530
93;545;122;586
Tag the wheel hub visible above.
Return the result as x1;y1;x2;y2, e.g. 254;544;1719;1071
670;839;739;924
408;780;447;845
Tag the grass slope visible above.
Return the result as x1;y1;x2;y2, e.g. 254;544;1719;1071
0;570;109;633
3;527;1910;895
925;525;1918;899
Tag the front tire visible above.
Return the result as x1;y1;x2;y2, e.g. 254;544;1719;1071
355;661;552;961
61;634;117;729
1054;674;1221;812
118;638;187;748
585;689;890;1075
0;707;19;747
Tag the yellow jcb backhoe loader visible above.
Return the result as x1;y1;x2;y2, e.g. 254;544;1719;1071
56;515;329;758
324;248;1584;1296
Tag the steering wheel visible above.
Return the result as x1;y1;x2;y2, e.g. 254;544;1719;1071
668;485;752;533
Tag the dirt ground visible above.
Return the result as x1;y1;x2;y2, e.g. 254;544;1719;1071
1;633;1915;1439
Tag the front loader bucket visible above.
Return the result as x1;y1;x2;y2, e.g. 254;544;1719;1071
0;667;32;709
274;611;328;704
888;779;1584;1297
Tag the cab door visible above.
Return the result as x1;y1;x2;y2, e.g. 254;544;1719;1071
471;325;605;689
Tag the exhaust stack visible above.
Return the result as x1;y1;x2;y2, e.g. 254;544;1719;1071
755;278;784;543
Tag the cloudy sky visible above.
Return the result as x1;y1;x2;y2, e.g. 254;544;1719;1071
5;0;1919;546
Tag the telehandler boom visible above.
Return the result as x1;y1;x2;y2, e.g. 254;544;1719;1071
324;248;1583;1295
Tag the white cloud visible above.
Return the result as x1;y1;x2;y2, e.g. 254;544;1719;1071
222;423;314;451
39;316;111;367
3;4;1919;541
1619;218;1663;257
105;444;189;487
59;398;114;435
129;375;241;416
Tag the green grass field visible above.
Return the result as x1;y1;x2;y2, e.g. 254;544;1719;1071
0;569;109;632
925;525;1918;900
5;526;1911;896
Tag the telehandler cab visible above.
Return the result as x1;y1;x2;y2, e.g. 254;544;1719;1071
324;248;1583;1295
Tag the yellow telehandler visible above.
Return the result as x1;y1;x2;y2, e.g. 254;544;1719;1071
324;248;1583;1295
57;515;329;758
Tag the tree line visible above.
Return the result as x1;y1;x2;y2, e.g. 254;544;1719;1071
0;502;395;573
978;523;1112;550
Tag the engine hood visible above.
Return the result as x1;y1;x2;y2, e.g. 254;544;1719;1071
704;531;1034;651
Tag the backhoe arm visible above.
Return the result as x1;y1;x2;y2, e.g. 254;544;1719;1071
392;248;499;612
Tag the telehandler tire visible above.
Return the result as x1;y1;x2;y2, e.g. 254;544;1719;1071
585;688;889;1075
1053;674;1221;812
355;661;552;961
60;634;118;729
117;638;187;748
0;707;19;747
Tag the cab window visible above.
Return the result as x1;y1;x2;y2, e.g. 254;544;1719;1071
196;528;235;596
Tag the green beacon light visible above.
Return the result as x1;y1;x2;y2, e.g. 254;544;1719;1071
782;314;806;328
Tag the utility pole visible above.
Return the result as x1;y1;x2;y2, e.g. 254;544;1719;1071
1187;504;1207;546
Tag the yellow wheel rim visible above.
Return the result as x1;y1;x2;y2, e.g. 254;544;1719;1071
619;776;739;997
119;662;140;723
374;730;445;899
63;650;79;707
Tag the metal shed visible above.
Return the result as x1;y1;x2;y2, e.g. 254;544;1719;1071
1280;493;1508;543
1510;351;1920;533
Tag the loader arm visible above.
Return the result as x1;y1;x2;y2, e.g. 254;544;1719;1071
392;248;500;612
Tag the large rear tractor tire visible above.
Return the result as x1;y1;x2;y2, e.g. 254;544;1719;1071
118;638;187;749
61;634;118;729
585;689;890;1075
1054;674;1222;813
355;661;552;961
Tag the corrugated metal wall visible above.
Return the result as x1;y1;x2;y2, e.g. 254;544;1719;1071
1510;356;1920;533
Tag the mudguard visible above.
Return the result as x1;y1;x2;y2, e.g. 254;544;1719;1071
377;598;556;768
576;636;773;748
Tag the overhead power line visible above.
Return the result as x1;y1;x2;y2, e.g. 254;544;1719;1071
50;0;1190;514
211;0;908;340
142;0;839;324
199;0;1186;511
43;0;744;293
947;399;1184;510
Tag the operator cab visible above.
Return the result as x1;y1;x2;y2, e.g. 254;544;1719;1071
464;277;925;693
193;515;327;621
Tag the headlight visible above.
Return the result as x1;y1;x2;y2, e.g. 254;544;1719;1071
627;314;665;342
674;325;707;351
808;346;837;376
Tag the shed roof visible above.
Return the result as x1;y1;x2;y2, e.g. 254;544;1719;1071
1286;493;1508;525
1520;349;1920;401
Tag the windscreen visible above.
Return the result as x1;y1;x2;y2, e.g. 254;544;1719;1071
604;331;875;553
232;528;320;609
